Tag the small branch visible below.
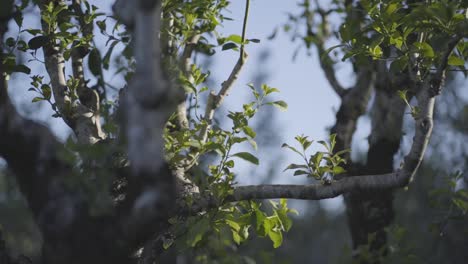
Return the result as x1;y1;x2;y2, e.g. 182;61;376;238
199;52;248;142
177;34;201;130
317;43;346;97
239;0;250;57
311;4;346;97
434;35;463;82
198;0;250;142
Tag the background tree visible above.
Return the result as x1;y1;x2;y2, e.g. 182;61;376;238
0;0;467;264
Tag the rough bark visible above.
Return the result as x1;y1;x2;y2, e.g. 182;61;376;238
0;1;178;263
345;63;408;259
40;0;105;144
113;0;178;251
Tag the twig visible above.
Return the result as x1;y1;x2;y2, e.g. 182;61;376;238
311;6;346;97
199;0;250;142
177;34;201;130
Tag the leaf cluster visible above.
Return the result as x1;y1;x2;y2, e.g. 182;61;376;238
282;134;349;183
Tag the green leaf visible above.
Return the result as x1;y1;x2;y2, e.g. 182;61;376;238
267;100;288;111
225;34;243;44
413;42;434;58
222;42;238;51
254;209;267;236
103;40;118;70
232;152;259;165
303;141;312;151
248;38;260;43
248;139;258;150
329;134;337;151
6;37;15;47
447;55;465;66
276;209;293;232
317;140;330;152
187;217;210;247
242;126;256;138
225;219;241;232
397;90;408;102
28;35;47;50
390;56;408;73
232;230;242;245
32;97;44;103
88;48;102;76
281;143;302;156
41;84;51;100
332;166;346;175
370;45;382;58
204;142;225;155
162;237;174;250
310;152;324;167
268;230;283;248
12;64;31;74
334;149;351;157
293;170;309;176
283;164;308;171
323;44;347;57
25;29;42;36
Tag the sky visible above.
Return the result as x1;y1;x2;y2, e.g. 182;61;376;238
3;0;379;213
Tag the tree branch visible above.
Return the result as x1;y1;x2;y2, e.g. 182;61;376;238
39;0;104;144
317;43;346;97
198;0;250;143
225;36;462;204
310;4;346;97
114;0;178;247
1;36;131;264
230;172;402;201
176;34;201;130
199;52;248;141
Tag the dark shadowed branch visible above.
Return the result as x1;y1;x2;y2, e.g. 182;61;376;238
113;0;178;248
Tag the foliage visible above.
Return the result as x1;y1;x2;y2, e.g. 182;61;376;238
1;0;299;259
1;0;468;263
282;134;349;183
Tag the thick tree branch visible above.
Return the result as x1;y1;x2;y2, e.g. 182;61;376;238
345;61;409;252
1;37;131;264
114;0;178;247
230;172;401;201
330;65;374;159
